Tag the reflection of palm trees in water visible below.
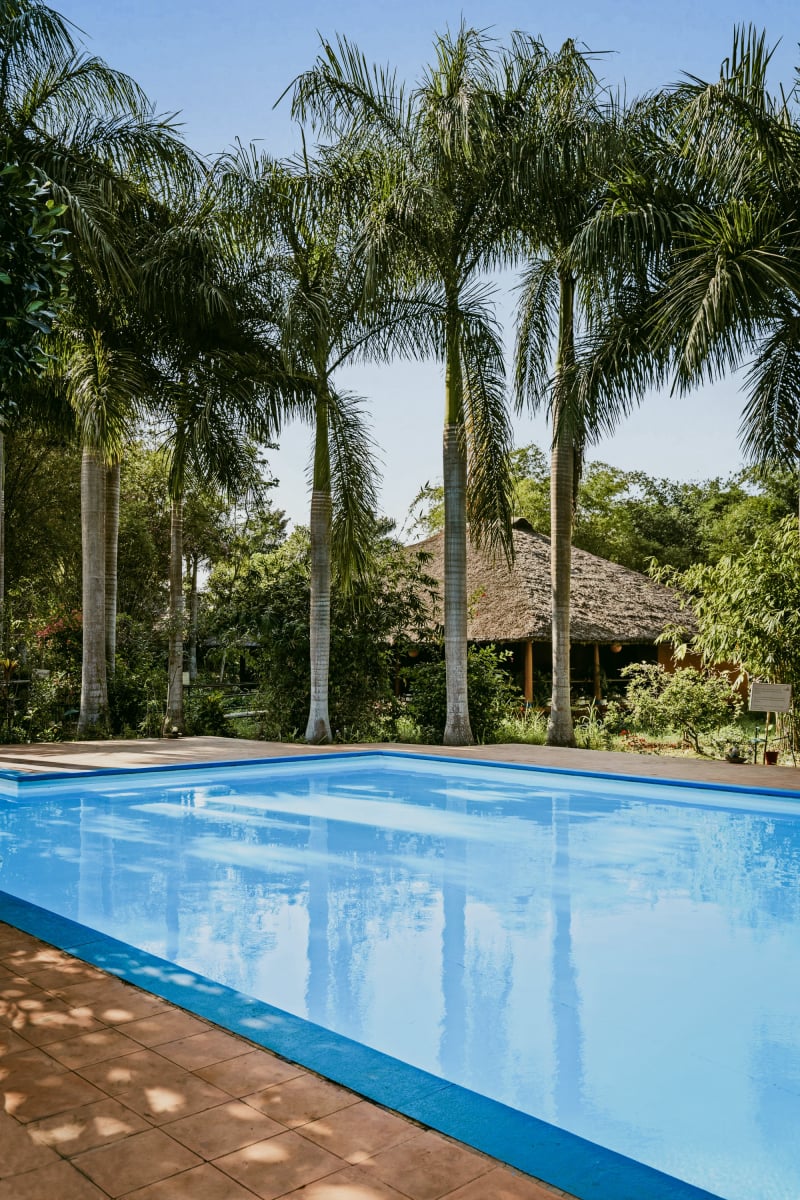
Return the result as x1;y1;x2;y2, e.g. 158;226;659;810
550;791;584;1125
305;811;329;1026
440;784;467;1080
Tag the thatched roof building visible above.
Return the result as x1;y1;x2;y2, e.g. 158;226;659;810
410;518;690;643
407;519;694;701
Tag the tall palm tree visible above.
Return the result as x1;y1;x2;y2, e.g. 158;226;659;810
1;0;198;735
222;147;388;743
133;189;288;736
291;26;515;745
509;37;638;746
65;326;145;735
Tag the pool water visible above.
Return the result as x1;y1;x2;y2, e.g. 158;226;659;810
1;752;799;1200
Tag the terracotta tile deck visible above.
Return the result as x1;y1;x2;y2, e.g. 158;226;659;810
2;736;798;1199
0;924;570;1199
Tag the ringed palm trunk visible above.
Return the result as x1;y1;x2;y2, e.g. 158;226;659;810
306;390;333;744
163;494;185;735
442;305;473;746
104;460;120;677
188;554;199;683
77;447;108;737
547;271;577;747
0;429;5;650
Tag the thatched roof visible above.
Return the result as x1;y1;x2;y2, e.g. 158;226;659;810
408;519;693;644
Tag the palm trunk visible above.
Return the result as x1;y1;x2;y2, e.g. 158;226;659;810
77;447;108;737
163;495;185;736
442;303;473;746
547;271;576;747
0;429;5;651
306;392;333;743
188;554;199;683
104;460;120;677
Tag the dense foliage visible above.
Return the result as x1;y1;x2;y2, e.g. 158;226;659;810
656;517;800;731
406;645;522;744
203;523;437;740
0;160;69;389
410;447;798;572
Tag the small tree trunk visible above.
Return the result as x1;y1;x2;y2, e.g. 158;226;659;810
547;271;576;748
163;495;185;736
306;392;333;744
104;460;120;677
77;447;108;737
442;302;473;746
188;554;199;683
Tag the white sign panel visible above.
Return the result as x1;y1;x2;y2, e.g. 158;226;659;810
749;682;792;713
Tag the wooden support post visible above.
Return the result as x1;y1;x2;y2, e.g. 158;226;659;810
593;642;602;702
524;639;534;704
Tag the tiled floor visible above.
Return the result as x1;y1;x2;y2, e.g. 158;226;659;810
2;736;797;1199
0;922;570;1200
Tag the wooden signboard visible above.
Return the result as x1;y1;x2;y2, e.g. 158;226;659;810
749;682;792;713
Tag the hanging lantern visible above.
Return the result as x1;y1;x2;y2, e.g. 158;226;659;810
610;642;622;653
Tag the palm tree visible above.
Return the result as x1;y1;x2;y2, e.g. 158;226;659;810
571;29;800;509
0;0;198;735
133;189;288;736
291;26;515;745
509;37;639;746
222;147;392;743
65;326;145;735
662;28;800;469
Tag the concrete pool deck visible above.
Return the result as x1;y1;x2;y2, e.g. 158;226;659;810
2;737;797;1199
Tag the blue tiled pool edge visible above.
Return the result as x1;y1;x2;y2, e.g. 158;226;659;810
1;887;722;1200
5;746;800;804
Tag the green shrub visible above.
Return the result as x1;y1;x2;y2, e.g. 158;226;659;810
407;645;521;744
185;691;233;737
495;706;548;744
620;663;742;753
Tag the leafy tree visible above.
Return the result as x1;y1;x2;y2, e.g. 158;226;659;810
0;159;69;381
618;662;742;754
656;516;800;731
0;160;70;638
3;420;81;620
291;25;515;745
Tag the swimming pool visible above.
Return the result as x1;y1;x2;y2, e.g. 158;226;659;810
1;750;799;1200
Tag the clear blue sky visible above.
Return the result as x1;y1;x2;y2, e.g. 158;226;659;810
56;0;800;528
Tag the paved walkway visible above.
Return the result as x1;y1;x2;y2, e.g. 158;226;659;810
1;737;797;1199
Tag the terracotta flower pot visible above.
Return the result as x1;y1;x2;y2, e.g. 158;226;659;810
764;749;779;765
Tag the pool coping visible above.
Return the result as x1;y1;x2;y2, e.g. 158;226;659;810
4;745;800;804
2;746;779;1200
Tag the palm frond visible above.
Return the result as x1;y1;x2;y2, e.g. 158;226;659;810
513;256;559;413
740;316;800;465
64;327;145;458
459;312;514;557
326;389;381;587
